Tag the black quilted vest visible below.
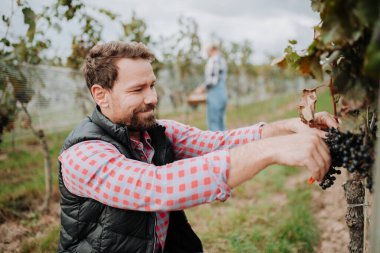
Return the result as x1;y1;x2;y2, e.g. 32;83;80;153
58;107;203;253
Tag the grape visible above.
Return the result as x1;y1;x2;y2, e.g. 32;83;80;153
319;127;376;191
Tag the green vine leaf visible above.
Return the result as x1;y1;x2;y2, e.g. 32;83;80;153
1;38;10;47
98;8;118;20
22;7;36;42
311;0;323;12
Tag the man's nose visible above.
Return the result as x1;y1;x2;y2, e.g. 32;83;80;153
144;88;158;105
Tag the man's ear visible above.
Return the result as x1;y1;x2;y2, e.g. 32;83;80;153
91;84;110;108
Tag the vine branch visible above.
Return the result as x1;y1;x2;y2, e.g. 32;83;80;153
328;77;338;122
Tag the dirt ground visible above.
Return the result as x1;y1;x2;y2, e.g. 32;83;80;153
312;174;351;253
0;202;60;253
286;170;350;253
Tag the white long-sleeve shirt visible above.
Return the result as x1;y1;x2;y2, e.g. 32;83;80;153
203;53;227;88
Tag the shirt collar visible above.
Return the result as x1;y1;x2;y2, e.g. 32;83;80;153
130;131;152;148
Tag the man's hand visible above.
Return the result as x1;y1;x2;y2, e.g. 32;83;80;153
265;133;331;181
228;132;331;188
261;111;339;139
313;111;340;129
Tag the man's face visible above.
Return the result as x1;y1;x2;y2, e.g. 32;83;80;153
106;58;158;131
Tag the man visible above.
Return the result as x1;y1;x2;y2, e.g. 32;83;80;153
58;41;337;253
196;44;228;131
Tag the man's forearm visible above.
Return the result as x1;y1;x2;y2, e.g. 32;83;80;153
261;116;334;139
160;119;263;159
260;119;294;139
228;139;274;188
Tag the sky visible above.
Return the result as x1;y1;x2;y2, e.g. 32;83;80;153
0;0;320;64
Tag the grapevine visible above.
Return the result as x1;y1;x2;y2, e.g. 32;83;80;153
320;126;376;191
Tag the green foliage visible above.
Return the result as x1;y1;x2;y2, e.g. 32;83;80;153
278;0;379;113
122;12;151;44
56;0;84;20
0;61;32;143
0;0;52;143
64;4;103;69
21;7;36;42
64;7;157;72
173;16;203;92
98;8;118;20
0;0;113;142
120;12;165;77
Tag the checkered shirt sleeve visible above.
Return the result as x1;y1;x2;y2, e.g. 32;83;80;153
158;119;263;159
58;120;264;211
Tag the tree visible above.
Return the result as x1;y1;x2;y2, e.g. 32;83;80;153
1;0;53;212
175;16;203;92
161;16;203;120
61;1;115;116
221;40;256;107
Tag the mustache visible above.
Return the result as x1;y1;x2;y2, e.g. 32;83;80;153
134;104;156;113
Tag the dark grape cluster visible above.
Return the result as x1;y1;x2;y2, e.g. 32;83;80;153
319;127;375;191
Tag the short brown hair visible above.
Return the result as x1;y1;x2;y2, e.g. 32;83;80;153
81;41;155;90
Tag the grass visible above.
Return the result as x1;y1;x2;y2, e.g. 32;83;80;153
186;165;318;253
0;131;68;204
0;130;68;226
178;92;301;130
0;88;334;252
20;226;60;253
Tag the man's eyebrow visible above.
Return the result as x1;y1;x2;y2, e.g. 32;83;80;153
126;83;144;90
127;80;156;89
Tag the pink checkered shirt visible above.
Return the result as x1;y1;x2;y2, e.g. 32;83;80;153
59;119;263;251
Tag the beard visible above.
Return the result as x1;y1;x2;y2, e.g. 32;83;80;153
124;104;157;131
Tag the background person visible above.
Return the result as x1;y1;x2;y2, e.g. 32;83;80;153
195;44;228;131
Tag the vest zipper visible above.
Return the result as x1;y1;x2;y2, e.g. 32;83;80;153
152;213;157;253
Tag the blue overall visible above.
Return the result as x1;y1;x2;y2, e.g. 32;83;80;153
205;54;228;131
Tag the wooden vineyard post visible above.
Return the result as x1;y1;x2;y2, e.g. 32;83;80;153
344;178;365;253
